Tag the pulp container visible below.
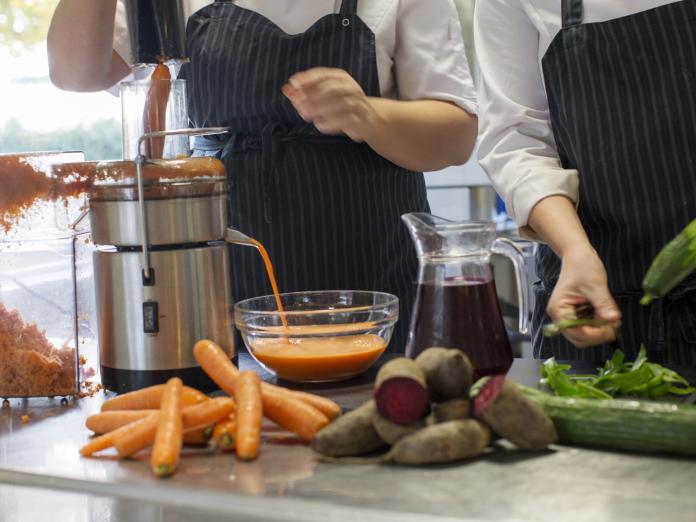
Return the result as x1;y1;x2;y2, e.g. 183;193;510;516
0;152;96;399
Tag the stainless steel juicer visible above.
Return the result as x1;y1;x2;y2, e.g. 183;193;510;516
89;128;234;393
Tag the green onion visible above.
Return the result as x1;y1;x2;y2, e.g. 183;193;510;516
542;318;612;337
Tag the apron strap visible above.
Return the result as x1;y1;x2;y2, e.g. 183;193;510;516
339;0;358;16
562;0;584;28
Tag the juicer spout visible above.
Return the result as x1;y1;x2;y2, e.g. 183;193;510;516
225;227;256;247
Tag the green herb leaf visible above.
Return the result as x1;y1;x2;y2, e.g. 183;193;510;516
539;346;695;400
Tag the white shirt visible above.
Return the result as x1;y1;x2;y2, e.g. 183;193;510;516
113;0;477;114
474;0;681;228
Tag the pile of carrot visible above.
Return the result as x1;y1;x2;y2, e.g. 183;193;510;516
80;339;342;478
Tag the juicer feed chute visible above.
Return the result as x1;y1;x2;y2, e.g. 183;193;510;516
124;0;188;65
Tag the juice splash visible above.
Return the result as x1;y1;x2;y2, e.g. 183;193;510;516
250;239;288;329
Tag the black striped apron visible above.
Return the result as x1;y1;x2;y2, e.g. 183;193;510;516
534;0;696;364
179;0;429;352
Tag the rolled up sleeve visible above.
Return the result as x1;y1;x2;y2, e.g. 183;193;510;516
474;0;578;227
113;0;133;66
394;0;478;115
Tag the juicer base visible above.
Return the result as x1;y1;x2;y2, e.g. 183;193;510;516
100;361;237;394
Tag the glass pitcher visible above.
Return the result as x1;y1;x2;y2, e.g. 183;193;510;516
402;213;530;376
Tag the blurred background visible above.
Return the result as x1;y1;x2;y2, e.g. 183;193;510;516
0;0;482;168
0;0;121;159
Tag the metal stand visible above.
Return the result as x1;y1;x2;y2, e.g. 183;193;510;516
134;126;230;284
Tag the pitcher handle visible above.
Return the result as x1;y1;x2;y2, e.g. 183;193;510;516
491;238;530;335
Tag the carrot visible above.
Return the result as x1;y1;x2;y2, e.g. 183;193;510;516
101;384;207;412
80;413;157;457
191;339;340;417
151;377;183;477
193;339;330;440
86;410;159;434
112;397;235;458
263;388;329;442
143;63;171;159
235;371;263;460
275;388;341;420
182;397;236;431
183;427;212;446
110;414;160;458
213;416;237;451
193;340;241;395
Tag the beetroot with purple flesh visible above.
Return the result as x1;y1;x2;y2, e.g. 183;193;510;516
373;358;430;426
471;376;557;451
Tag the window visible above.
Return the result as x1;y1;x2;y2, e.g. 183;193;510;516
0;1;121;160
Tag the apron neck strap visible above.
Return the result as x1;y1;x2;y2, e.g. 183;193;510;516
339;0;358;15
562;0;584;28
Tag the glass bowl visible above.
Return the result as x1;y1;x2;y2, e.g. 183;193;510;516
234;290;399;382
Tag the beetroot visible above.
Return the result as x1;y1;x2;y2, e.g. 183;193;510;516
372;411;425;445
415;347;473;402
373;358;430;425
321;419;491;466
386;419;490;465
472;376;557;451
427;398;471;425
311;400;385;457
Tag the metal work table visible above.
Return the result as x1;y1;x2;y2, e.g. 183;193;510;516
1;355;695;522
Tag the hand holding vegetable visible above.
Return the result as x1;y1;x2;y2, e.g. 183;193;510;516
542;303;614;338
546;247;621;347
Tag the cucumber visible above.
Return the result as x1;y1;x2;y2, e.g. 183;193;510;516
519;385;696;456
641;217;696;305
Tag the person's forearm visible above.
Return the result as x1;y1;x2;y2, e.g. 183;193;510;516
527;195;594;257
363;98;477;172
48;0;128;91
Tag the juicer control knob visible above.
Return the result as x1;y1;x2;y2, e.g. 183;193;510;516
143;301;159;334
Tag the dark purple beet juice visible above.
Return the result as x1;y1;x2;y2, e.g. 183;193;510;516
405;277;513;377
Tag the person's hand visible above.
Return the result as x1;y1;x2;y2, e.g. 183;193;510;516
547;246;622;347
282;68;380;142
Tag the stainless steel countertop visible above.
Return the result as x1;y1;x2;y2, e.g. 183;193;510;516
1;355;695;522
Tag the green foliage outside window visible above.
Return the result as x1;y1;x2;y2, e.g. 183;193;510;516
0;118;122;160
0;0;55;55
